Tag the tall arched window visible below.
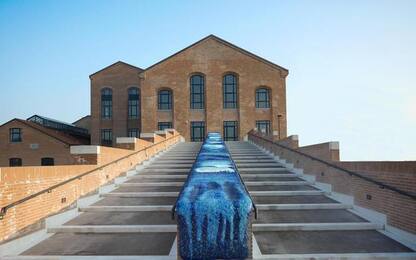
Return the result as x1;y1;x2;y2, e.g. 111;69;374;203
255;87;270;108
223;74;237;108
101;88;112;119
158;89;172;110
128;87;140;119
190;75;204;109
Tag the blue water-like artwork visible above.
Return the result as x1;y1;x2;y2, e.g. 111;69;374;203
175;132;254;259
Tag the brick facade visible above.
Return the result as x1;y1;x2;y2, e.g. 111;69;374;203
90;35;288;144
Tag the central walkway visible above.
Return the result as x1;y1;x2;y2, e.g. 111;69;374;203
17;141;413;258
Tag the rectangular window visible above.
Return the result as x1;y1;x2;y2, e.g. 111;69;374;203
9;158;22;167
101;129;112;146
127;128;139;138
128;100;139;119
256;120;271;134
158;122;172;131
223;121;239;141
190;121;205;142
9;128;22;142
41;157;54;166
101;100;112;119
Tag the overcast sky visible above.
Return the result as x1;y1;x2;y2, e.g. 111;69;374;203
0;0;415;161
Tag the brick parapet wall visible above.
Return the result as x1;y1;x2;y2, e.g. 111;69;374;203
0;131;182;242
248;130;416;235
298;142;340;161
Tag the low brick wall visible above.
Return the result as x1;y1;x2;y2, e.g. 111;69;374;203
298;142;340;161
0;130;182;242
248;130;416;235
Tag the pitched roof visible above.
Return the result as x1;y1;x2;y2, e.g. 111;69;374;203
72;115;91;125
0;118;90;145
143;34;289;73
89;61;143;79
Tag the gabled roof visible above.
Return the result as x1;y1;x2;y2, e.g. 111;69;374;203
72;115;91;125
0;118;90;146
143;34;289;73
89;61;143;79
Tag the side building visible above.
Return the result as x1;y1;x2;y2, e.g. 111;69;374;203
0;115;90;167
90;35;288;145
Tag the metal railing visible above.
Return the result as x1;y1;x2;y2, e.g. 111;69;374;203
249;131;416;200
0;134;180;219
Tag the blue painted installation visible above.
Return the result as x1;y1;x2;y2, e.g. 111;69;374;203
175;132;254;259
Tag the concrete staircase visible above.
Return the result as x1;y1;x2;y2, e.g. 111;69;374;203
14;142;201;259
6;141;415;259
227;141;415;259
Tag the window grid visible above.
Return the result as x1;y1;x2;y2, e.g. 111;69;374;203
101;129;112;146
190;75;205;109
128;88;140;119
223;74;237;108
158;122;172;131
190;121;205;142
256;120;271;134
127;128;139;138
223;121;239;141
158;90;172;110
255;88;270;108
101;88;112;119
9;128;22;142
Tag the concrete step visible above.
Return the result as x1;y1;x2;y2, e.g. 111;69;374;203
114;186;181;192
248;185;317;191
245;181;310;186
251;190;327;196
118;182;184;187
48;225;177;233
145;164;193;169
254;230;413;254
79;205;172;212
256;209;366;224
64;212;175;225
253;195;337;204
140;168;190;173
256;203;352;210
252;222;382;231
236;163;285;167
101;192;179;198
128;174;187;179
93;197;177;206
241;173;301;178
239;168;288;172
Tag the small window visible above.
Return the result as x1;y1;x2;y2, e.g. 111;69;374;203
223;74;238;108
41;157;54;166
223;121;239;141
158;122;172;131
158;89;172;110
101;88;112;119
190;75;205;109
190;121;205;142
9;158;22;167
255;88;270;108
128;88;140;119
256;120;271;134
101;129;112;146
127;128;139;138
10;128;22;142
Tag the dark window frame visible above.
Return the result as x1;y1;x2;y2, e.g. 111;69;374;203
9;128;22;142
223;121;239;141
158;89;172;110
9;158;22;167
223;74;238;109
41;157;55;166
190;121;205;142
101;129;113;146
256;120;271;134
127;128;139;138
190;75;205;109
101;88;113;119
255;87;270;108
158;122;172;131
128;87;140;119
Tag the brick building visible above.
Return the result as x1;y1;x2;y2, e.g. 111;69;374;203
0;115;89;167
90;35;288;145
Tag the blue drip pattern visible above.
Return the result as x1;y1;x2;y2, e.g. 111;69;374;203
176;133;253;259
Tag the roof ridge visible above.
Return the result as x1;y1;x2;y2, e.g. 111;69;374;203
89;61;143;79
